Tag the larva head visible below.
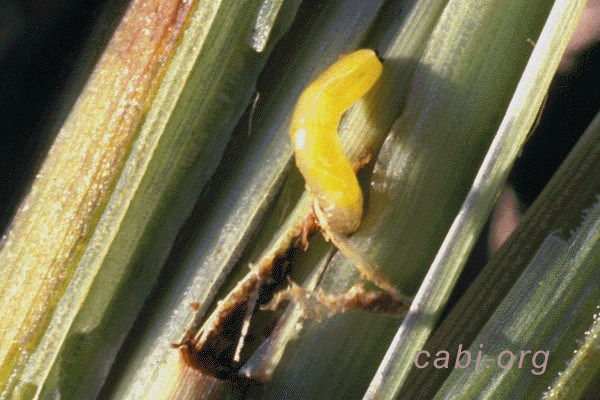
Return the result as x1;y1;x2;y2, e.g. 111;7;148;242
306;49;383;113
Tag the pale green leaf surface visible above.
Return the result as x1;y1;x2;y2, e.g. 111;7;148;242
401;102;600;400
8;1;302;398
434;195;600;399
365;0;586;398
544;303;600;399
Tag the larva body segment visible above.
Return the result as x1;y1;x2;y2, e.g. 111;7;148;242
289;49;383;234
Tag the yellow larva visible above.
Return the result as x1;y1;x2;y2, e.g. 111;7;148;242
290;49;408;303
289;48;383;234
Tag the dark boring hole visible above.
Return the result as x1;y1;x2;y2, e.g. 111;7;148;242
179;243;308;380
